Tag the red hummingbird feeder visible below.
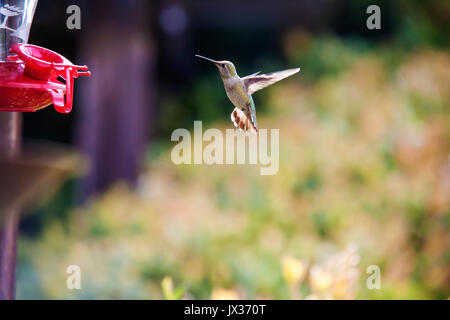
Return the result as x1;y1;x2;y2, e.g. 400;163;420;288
0;44;90;113
0;0;90;113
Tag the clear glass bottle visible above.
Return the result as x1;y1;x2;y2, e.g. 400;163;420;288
0;0;37;61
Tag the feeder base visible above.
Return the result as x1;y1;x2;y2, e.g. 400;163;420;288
0;61;66;113
0;44;90;113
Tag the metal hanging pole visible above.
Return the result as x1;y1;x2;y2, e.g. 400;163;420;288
0;112;21;300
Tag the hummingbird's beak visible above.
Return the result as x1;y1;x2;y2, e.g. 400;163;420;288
195;54;220;65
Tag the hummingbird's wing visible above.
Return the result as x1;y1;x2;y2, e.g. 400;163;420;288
245;71;261;77
231;107;258;134
243;68;300;95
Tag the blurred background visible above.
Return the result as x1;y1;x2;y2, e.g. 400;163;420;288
2;0;449;299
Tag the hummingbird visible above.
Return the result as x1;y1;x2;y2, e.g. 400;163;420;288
196;54;300;134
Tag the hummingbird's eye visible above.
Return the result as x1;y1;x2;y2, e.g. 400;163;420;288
221;64;225;68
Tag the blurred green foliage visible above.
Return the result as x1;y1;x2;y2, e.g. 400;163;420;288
15;1;450;300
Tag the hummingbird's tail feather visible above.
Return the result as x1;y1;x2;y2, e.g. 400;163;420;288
231;108;258;134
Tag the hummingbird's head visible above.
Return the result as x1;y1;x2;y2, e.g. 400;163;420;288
195;55;237;79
